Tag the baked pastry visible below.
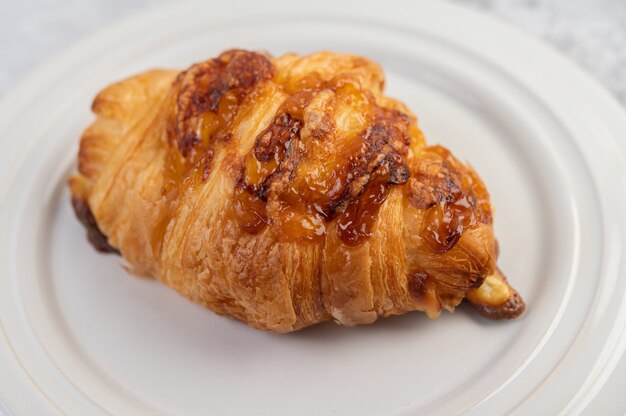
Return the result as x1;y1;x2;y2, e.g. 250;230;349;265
69;49;525;332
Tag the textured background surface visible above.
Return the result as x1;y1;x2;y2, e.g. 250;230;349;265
1;1;624;414
2;0;626;105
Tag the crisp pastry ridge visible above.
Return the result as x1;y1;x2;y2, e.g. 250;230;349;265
69;49;525;333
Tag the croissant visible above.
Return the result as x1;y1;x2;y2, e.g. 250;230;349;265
69;50;525;333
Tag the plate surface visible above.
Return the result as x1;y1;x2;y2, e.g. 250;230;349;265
1;1;626;415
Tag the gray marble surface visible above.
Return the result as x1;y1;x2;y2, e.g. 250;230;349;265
2;0;626;106
454;0;626;104
1;1;625;414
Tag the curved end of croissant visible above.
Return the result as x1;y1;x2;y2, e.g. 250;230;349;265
69;69;179;256
465;267;526;320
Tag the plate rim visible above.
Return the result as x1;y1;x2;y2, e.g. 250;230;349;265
1;1;626;415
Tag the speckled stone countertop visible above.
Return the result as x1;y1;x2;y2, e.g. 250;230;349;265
455;0;626;104
2;0;626;105
0;1;624;414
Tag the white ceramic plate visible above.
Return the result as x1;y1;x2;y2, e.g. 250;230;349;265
1;1;626;415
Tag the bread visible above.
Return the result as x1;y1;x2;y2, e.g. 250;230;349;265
70;49;524;333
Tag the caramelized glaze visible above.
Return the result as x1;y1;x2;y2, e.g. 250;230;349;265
335;169;391;246
165;50;488;248
232;186;269;234
237;96;412;243
163;50;274;196
412;146;492;253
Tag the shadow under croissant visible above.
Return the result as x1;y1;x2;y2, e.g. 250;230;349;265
288;301;522;343
289;310;434;341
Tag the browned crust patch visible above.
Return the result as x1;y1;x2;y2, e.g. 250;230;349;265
471;289;526;320
167;49;274;161
71;197;119;254
467;268;526;320
408;146;493;253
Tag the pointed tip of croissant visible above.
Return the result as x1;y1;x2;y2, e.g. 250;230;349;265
465;268;526;320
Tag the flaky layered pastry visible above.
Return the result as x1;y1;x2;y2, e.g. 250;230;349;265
70;50;524;332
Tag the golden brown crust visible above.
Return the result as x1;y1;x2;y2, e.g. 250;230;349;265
70;50;524;332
